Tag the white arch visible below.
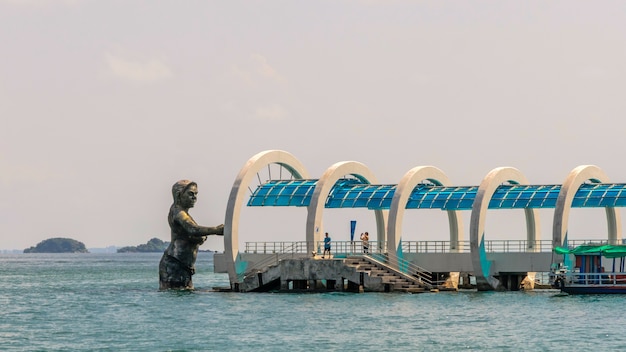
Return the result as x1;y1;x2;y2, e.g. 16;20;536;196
387;166;463;256
224;150;310;286
470;167;541;291
306;161;386;253
553;165;622;248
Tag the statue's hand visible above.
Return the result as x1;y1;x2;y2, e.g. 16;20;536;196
216;224;224;235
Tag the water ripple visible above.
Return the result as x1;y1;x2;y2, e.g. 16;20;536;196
2;253;626;351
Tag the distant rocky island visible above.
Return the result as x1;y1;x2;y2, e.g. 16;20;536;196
24;238;89;253
117;237;169;253
19;237;218;254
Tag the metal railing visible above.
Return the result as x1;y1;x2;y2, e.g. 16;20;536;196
567;272;626;286
401;240;555;253
242;239;614;255
322;240;387;255
402;241;468;253
374;251;433;286
565;239;610;248
244;241;308;254
237;242;303;282
482;240;552;253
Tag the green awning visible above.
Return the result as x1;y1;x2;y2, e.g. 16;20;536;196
554;245;626;258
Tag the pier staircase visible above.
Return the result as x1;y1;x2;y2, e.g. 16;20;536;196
344;255;434;293
236;251;435;293
237;252;298;292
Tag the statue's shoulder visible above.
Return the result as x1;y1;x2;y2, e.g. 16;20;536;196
170;206;194;224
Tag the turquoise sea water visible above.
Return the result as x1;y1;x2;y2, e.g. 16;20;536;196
1;253;626;352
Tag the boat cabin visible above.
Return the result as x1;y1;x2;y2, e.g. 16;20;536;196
551;244;626;293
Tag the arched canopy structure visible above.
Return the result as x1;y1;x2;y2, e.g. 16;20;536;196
226;150;626;289
305;161;386;253
387;166;463;257
224;150;310;286
553;165;622;248
470;167;540;291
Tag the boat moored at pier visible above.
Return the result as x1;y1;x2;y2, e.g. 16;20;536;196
550;244;626;294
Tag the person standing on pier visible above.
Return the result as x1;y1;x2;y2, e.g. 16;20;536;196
360;232;369;254
323;232;332;258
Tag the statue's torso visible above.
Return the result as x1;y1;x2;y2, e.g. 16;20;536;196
165;207;204;267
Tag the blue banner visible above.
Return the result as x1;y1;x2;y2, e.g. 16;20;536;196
350;220;357;241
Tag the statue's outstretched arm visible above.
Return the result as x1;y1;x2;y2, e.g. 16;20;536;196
175;211;224;237
201;224;224;235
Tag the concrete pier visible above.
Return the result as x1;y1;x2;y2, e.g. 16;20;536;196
236;256;432;293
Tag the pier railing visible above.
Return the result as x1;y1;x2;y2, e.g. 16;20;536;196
243;239;611;255
237;242;304;282
567;272;626;286
377;251;434;286
244;241;308;254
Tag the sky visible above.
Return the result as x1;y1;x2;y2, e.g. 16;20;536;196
2;0;626;251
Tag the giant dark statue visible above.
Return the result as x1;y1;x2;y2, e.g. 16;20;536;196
159;180;224;290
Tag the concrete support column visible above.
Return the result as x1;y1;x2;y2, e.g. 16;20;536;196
387;166;463;270
520;272;535;290
553;165;622;248
442;272;460;290
225;150;310;288
470;167;540;291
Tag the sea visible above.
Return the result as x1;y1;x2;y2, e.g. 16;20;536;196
1;252;626;352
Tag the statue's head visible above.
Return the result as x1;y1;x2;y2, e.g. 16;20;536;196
172;180;198;208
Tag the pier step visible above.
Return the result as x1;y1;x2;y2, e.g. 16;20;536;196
395;286;427;293
344;256;432;293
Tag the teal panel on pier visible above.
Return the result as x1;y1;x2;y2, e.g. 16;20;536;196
247;179;626;211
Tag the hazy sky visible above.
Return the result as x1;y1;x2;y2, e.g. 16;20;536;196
2;1;626;251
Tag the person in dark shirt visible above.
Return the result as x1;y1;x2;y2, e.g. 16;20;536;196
323;232;332;258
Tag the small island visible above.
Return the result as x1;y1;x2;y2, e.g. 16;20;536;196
24;238;89;253
117;237;169;253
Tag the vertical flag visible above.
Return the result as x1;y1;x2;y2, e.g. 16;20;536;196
350;220;357;241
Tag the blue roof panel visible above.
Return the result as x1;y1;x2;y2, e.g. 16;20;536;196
247;179;626;211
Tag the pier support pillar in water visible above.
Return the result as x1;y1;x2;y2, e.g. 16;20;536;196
520;272;535;291
293;280;307;290
476;275;504;291
441;272;460;290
